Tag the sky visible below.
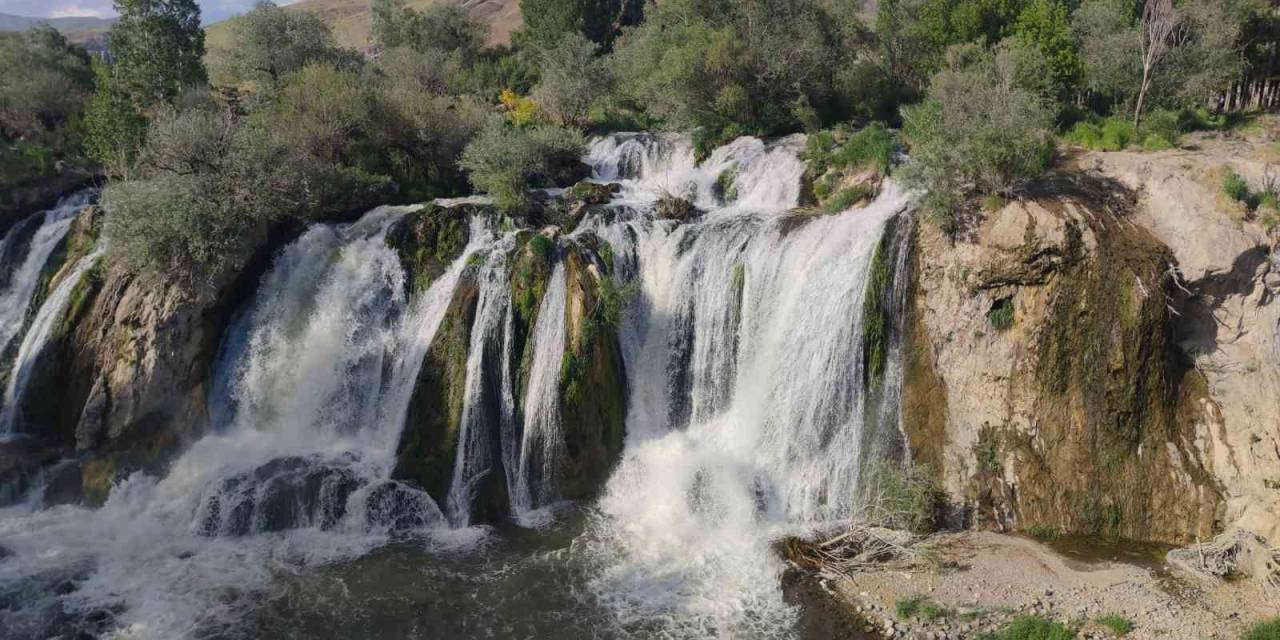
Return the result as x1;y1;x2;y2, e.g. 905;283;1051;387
0;0;303;24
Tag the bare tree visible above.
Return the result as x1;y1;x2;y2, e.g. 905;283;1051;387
1134;0;1182;129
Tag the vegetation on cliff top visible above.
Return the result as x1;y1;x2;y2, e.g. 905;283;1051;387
5;0;1278;282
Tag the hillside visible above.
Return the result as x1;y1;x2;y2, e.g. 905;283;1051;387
204;0;521;59
0;13;115;31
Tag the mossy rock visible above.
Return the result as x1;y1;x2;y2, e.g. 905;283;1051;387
655;195;700;222
565;181;620;206
556;245;628;499
392;270;480;506
386;203;478;295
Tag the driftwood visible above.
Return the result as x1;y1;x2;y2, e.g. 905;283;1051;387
1167;529;1280;596
780;525;931;578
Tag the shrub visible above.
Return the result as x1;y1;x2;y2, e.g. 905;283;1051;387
1140;134;1172;151
862;460;942;534
531;33;614;127
988;297;1014;331
899;43;1055;224
1241;616;1280;640
1141;108;1181;147
459;117;586;212
835;122;897;175
1095;614;1134;636
895;595;926;619
992;616;1074;640
1099;117;1134;151
1222;168;1250;202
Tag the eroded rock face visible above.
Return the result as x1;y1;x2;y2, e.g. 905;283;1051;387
9;209;285;504
906;173;1224;544
1088;149;1280;544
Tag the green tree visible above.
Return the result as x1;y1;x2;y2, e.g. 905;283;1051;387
107;0;207;105
900;42;1055;226
531;33;613;126
521;0;644;48
372;0;487;56
1013;0;1080;98
459;117;585;211
0;26;93;140
83;66;148;176
220;1;347;89
610;0;863;150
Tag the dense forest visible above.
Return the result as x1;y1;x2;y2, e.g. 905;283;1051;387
1;0;1278;282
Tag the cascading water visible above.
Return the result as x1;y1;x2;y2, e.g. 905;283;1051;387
0;133;911;639
511;263;568;521
0;205;498;638
0;191;94;400
0;243;105;436
577;133;911;635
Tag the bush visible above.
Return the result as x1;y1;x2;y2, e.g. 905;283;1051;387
1095;614;1134;636
459;117;586;212
988;297;1014;330
1099;118;1134;150
372;0;486;56
1222;168;1250;203
862;460;942;534
1140;134;1172;151
217;1;348;88
899;43;1055;224
1241;617;1280;640
531;33;614;127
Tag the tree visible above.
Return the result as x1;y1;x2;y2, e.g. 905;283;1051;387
0;26;93;140
459;117;585;211
372;0;487;56
531;33;613;126
107;0;207;105
521;0;645;49
899;42;1055;226
221;1;346;89
1134;0;1178;129
610;0;864;149
1013;0;1080;99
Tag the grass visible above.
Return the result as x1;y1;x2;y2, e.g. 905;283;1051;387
895;595;952;621
1242;617;1280;640
1095;614;1134;636
824;184;874;213
983;615;1074;640
1026;523;1060;540
1223;168;1250;202
805;121;897;177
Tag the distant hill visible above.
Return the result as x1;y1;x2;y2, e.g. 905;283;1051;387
0;12;115;32
205;0;521;60
0;13;115;53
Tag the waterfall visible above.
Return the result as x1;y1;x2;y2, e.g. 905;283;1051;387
511;263;568;521
0;191;94;379
0;204;496;638
444;235;517;526
578;134;911;635
0;133;913;639
0;244;105;435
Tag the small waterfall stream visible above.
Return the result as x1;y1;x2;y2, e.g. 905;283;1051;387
512;263;568;521
0;191;94;365
0;133;912;639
